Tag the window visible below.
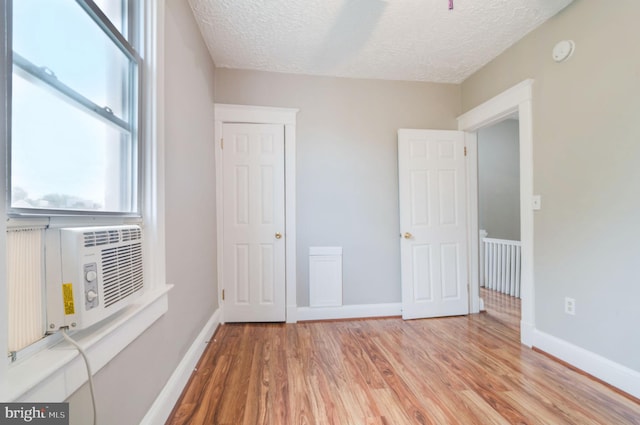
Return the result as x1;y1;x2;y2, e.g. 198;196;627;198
4;0;144;357
2;1;167;404
9;0;141;215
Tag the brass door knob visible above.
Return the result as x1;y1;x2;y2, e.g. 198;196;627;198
403;232;413;239
275;232;282;239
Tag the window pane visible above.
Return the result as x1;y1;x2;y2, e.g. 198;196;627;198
11;73;135;213
13;0;132;122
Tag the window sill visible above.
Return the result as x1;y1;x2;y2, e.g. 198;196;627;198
2;284;173;402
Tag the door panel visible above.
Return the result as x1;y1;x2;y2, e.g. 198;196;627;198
399;129;469;320
412;244;433;301
223;123;285;322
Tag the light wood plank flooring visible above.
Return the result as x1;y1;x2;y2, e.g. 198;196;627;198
167;290;640;424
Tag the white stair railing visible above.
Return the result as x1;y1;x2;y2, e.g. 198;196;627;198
482;236;521;298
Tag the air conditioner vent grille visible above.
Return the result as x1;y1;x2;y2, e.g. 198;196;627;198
84;227;142;247
121;227;142;242
101;242;144;308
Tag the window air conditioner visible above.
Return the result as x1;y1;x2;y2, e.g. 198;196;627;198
45;225;144;332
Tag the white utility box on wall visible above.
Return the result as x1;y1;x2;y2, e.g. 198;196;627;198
309;246;343;307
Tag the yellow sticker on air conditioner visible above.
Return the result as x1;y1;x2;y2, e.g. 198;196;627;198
62;283;75;315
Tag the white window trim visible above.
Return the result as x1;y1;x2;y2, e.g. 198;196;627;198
0;0;170;402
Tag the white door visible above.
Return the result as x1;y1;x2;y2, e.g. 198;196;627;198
398;129;469;320
222;123;286;322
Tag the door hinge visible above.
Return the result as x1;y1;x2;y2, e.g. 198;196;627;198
221;139;224;149
221;289;225;301
464;146;467;156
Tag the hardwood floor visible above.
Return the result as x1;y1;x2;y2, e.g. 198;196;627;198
480;287;520;332
167;291;640;424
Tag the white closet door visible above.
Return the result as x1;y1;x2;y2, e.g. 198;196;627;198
222;123;285;322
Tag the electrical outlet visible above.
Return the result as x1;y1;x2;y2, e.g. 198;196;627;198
564;297;576;315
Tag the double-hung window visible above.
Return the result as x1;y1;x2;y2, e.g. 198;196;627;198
4;0;143;357
10;0;141;215
1;1;166;404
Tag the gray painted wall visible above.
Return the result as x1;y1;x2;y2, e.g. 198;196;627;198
478;119;520;240
66;0;219;423
462;0;640;371
215;69;461;306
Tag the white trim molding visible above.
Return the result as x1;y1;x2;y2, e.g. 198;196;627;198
297;303;402;322
533;329;640;399
140;308;221;425
214;104;299;323
142;0;166;292
0;0;9;386
457;80;534;131
464;131;480;314
457;79;535;346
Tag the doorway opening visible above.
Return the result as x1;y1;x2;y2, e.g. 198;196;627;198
477;117;522;319
457;79;535;347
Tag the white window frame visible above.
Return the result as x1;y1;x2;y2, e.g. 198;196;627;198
0;0;170;402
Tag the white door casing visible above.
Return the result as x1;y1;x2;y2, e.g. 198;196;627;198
457;79;535;346
215;104;298;323
222;123;286;322
398;129;469;320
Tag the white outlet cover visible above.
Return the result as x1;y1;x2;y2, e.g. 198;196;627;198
565;297;576;315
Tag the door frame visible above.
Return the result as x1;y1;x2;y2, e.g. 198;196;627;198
214;104;299;323
457;79;535;347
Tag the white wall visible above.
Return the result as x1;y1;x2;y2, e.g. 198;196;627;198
478;119;520;240
462;0;640;372
66;1;219;423
215;69;461;306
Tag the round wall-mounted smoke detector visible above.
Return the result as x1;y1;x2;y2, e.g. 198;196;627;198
552;40;575;63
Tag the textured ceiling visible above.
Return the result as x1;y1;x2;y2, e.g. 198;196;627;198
189;0;573;84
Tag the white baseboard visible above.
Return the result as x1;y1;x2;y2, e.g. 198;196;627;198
520;320;535;348
297;303;402;322
140;308;221;425
533;328;640;399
